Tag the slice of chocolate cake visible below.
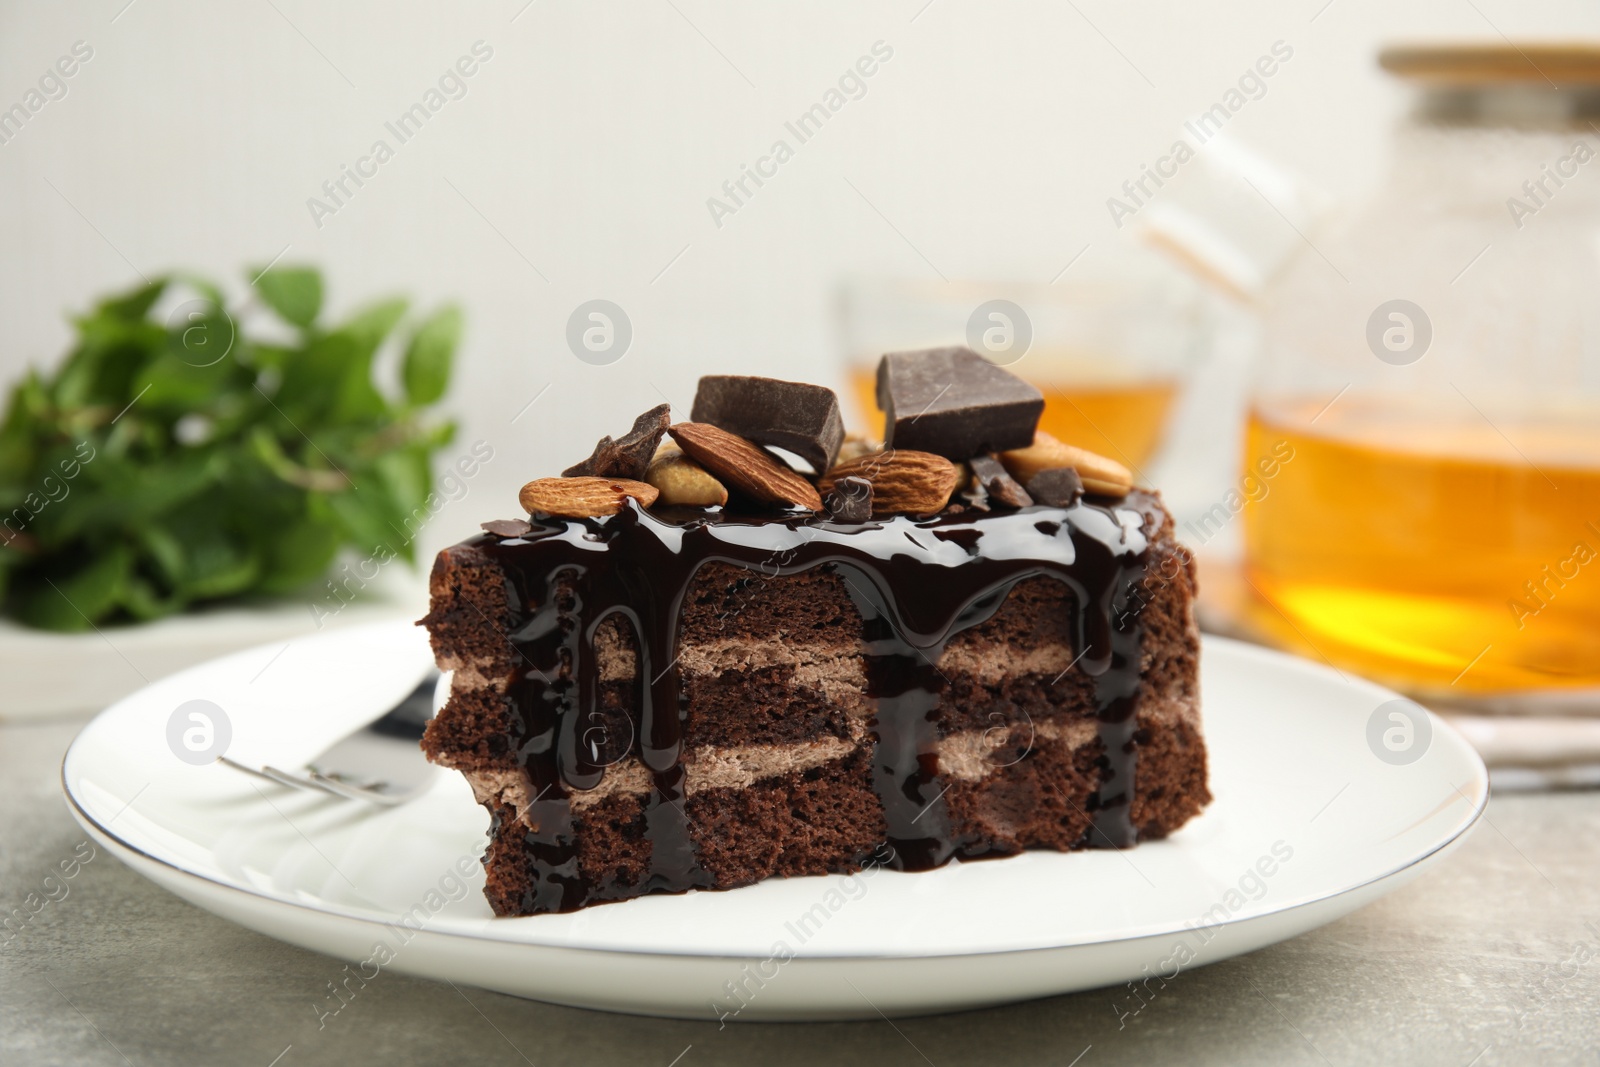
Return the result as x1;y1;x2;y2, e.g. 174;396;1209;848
421;354;1209;916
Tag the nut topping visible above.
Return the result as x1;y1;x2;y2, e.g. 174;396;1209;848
645;448;729;507
519;476;659;517
999;431;1133;498
818;450;958;516
667;422;823;512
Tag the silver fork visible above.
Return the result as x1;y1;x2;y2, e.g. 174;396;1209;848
219;670;446;806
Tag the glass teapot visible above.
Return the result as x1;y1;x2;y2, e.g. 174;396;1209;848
1143;44;1600;705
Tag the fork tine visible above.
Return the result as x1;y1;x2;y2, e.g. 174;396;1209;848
305;771;410;806
261;764;347;797
216;668;442;804
215;755;284;785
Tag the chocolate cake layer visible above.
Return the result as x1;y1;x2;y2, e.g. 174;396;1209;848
421;489;1208;916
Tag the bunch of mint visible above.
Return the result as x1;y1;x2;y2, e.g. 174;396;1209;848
0;266;460;631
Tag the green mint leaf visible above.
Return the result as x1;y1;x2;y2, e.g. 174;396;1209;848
136;348;244;414
0;267;458;629
252;266;323;330
274;298;407;423
55;316;167;411
11;546;131;631
172;528;260;599
95;278;169;322
402;305;461;406
120;575;184;622
326;485;403;558
256;506;344;593
337;297;409;348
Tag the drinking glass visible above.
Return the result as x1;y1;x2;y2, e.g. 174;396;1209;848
836;273;1205;475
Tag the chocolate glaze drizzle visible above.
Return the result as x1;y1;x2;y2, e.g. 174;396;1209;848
478;496;1152;913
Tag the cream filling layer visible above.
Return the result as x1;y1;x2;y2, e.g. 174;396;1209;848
443;636;1092;702
463;709;1135;827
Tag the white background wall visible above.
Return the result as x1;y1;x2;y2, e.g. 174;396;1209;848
3;0;1598;554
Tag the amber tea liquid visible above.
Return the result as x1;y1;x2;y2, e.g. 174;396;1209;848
1242;396;1600;695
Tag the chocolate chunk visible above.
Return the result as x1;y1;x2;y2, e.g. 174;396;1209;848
955;472;991;513
876;347;1044;460
968;455;1033;509
563;404;671;480
690;376;844;473
481;518;535;538
1029;466;1084;507
827;476;873;522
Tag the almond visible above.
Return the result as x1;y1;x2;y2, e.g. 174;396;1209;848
667;422;823;511
645;450;728;507
999;431;1133;498
818;449;958;516
518;476;658;517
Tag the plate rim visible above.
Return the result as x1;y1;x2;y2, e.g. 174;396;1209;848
60;630;1490;963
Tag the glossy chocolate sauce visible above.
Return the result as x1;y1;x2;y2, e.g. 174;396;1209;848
479;495;1152;913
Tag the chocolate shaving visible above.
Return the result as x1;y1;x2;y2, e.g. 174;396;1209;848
969;455;1033;509
482;518;535;538
1028;466;1084;507
562;404;671;480
827;476;873;522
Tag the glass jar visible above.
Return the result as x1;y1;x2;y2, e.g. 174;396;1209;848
1216;46;1600;704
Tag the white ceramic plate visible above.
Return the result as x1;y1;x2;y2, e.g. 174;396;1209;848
63;621;1486;1021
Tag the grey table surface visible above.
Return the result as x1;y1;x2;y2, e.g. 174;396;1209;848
5;717;1599;1067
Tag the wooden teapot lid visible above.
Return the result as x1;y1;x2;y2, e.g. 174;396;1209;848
1380;43;1600;86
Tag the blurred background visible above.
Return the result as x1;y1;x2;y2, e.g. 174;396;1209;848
7;0;1571;505
5;0;1600;736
